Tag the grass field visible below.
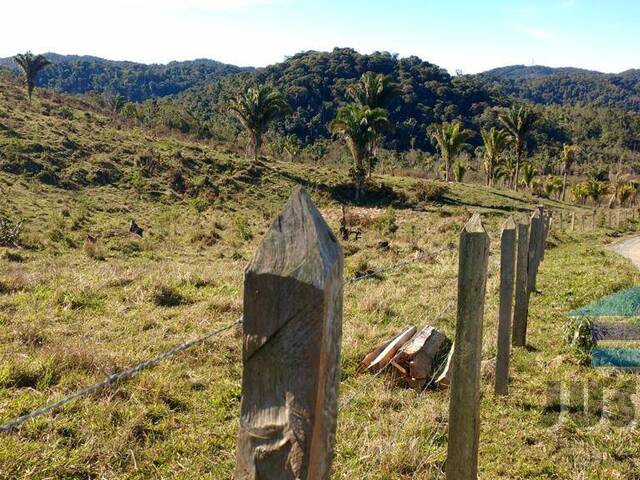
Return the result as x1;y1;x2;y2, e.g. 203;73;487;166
2;80;640;479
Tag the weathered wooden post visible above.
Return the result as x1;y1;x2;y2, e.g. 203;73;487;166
536;205;546;265
559;212;564;231
571;212;575;231
592;210;597;231
446;214;490;480
235;188;343;480
495;218;516;395
512;222;529;347
527;209;543;295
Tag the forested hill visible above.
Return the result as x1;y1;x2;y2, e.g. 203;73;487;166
0;53;252;101
177;48;506;151
478;64;640;112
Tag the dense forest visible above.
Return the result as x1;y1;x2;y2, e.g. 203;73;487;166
0;53;251;101
479;65;640;112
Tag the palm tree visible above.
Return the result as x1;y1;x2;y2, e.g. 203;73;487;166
570;183;588;205
499;106;537;191
452;160;469;183
13;52;51;102
560;144;579;201
608;170;631;208
586;180;608;206
544;176;563;200
617;183;636;207
228;84;290;161
519;163;537;192
347;72;399;176
329;104;389;201
480;127;510;186
432;122;473;182
347;72;400;109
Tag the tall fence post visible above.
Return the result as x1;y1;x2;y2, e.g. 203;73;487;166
512;221;530;347
530;207;544;292
235;188;343;480
495;217;516;395
446;214;490;480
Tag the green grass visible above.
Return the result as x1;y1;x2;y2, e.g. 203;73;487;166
2;78;640;478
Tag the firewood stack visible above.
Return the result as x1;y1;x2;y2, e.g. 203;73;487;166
359;324;452;389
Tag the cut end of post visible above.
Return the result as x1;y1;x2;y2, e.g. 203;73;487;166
464;213;485;233
248;187;343;287
502;216;516;231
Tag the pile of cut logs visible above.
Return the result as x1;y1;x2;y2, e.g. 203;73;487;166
358;324;453;389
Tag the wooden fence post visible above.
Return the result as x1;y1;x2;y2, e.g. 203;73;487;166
512;221;530;347
527;209;543;295
536;206;546;267
495;218;516;395
235;188;343;480
446;214;490;480
559;212;564;231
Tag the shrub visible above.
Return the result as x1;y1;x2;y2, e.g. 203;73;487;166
565;316;594;365
233;217;253;241
414;180;448;203
375;207;398;238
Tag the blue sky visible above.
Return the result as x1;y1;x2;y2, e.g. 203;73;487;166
1;0;638;73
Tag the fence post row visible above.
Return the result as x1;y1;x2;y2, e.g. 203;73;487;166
446;213;490;480
495;217;516;396
235;187;343;480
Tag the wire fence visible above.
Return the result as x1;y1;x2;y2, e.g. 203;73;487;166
0;244;455;434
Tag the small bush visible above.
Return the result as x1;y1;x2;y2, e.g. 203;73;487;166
375;207;398;238
565;316;594;365
414;180;448;203
233;217;253;242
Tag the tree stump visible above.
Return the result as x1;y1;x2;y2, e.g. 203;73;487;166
235;188;343;480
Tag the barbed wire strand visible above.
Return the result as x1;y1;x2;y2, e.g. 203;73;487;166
0;318;242;433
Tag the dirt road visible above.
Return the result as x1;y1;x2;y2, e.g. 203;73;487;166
612;236;640;269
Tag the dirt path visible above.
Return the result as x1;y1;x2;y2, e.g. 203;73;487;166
612;235;640;269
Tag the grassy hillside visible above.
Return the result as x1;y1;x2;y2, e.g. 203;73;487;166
2;81;640;478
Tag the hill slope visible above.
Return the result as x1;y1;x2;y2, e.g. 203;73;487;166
0;53;251;101
478;64;640;112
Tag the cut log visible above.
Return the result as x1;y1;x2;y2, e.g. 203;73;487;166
367;326;417;371
357;339;391;373
435;342;454;388
394;325;446;387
